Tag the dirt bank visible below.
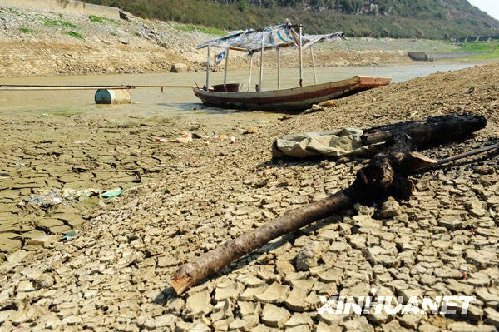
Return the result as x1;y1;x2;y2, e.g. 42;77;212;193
0;63;497;330
0;5;462;77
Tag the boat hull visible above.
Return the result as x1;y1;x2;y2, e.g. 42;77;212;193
193;76;390;112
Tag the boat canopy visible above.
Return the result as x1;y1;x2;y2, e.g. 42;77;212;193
197;20;344;53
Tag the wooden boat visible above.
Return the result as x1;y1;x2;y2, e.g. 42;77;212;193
193;76;390;112
194;21;391;112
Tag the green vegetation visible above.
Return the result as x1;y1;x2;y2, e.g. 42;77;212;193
89;15;115;23
43;17;77;29
66;31;85;40
18;26;33;34
460;41;499;60
172;23;225;36
84;0;499;39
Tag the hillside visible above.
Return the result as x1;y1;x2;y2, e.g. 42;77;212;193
85;0;499;39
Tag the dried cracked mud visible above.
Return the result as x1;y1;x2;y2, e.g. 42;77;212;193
0;63;498;331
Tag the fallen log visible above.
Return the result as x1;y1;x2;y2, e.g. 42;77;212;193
171;114;488;295
362;113;487;148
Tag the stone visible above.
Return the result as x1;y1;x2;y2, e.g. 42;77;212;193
316;268;343;284
484;307;499;327
118;37;130;44
294;243;319;271
229;316;258;330
157;255;177;267
260;304;290;328
353;215;382;229
438;215;464;230
448;322;497;332
239;284;268;301
171;63;188;73
35;218;64;230
379;197;400;218
382;320;410;331
466;249;497;268
214;281;242;301
154;314;176;329
185;290;212;317
434;268;462;279
367;246;398;268
238;301;259;317
0;235;22;253
399;313;423;329
284;313;313;327
254;282;289;304
49;225;72;234
418;322;441;332
17;280;34;292
342;317;373;332
0;310;15;324
398;288;423;302
284;287;309;312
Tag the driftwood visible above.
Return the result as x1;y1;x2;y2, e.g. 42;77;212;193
171;114;488;295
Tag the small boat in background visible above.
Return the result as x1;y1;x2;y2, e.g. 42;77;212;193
194;76;390;112
194;20;390;112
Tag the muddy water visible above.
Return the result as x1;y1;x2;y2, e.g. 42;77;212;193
0;62;479;117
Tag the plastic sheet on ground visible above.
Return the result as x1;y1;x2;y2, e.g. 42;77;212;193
272;128;368;159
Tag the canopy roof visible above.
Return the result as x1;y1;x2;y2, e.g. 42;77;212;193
197;20;344;53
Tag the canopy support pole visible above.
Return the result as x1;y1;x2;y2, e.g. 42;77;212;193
277;47;281;90
298;24;303;87
258;35;264;92
248;53;253;92
311;45;317;84
223;48;230;89
205;46;211;90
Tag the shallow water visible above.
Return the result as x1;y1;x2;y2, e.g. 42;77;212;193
0;62;479;116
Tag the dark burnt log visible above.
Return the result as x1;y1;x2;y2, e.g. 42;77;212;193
171;149;439;295
170;114;487;295
362;114;487;149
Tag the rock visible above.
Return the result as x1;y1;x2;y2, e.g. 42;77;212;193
367;246;398;267
185;290;212;317
438;215;464;230
379;197;400;218
260;304;290;328
382;320;410;331
0;235;22;253
466;249;497;268
448;322;497;332
153;314;176;329
0;310;14;324
398;313;423;329
17;280;34;292
342;317;373;332
228;316;258;330
294;242;319;271
254;282;289;303
171;63;188;73
484;307;499;327
118;37;130;45
284;287;309;312
238;301;259;317
418;322;441;332
398;288;423;302
35;218;64;231
284;313;313;327
239;284;268;301
214;280;242;301
353;215;382;229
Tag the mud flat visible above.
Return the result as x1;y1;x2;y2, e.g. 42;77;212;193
0;63;497;330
